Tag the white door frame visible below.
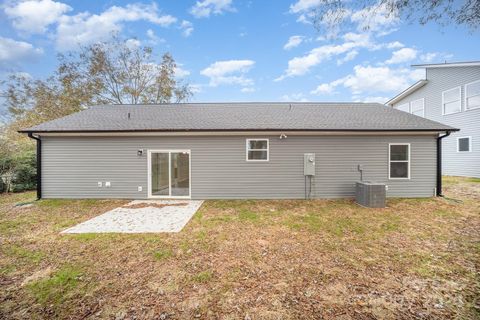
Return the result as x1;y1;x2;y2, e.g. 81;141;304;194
147;149;191;199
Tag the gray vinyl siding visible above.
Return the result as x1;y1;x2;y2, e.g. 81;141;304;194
391;66;480;177
41;135;437;199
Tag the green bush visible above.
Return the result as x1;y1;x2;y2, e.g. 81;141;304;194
0;150;37;193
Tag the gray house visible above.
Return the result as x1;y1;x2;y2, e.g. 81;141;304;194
20;103;457;200
386;61;480;178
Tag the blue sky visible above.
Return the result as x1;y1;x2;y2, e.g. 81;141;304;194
1;0;479;104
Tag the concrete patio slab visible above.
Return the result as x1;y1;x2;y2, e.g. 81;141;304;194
61;200;203;234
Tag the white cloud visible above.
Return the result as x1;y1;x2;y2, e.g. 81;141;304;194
55;3;177;50
311;83;335;95
289;0;321;13
201;59;255;87
386;41;404;49
276;32;373;81
280;92;309;102
336;50;358;65
190;0;235;18
0;36;43;68
174;64;191;78
312;64;424;96
419;52;453;63
180;20;194;37
146;29;165;45
125;38;141;48
3;0;72;34
283;35;304;50
241;87;255;93
385;47;417;64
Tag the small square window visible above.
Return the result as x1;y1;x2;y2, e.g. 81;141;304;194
458;137;471;152
246;139;269;161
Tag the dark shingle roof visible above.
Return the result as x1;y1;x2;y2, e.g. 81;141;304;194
20;102;458;133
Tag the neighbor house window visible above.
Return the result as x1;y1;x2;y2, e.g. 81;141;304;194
246;139;269;161
389;144;410;179
457;137;471;152
442;87;461;115
410;98;425;117
465;80;480;110
396;103;410;113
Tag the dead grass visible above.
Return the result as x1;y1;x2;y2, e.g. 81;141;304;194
0;176;479;319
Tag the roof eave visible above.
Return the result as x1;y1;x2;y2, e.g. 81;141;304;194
19;128;460;134
411;61;480;68
385;80;428;106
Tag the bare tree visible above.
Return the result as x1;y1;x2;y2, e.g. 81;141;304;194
61;36;192;104
1;35;193;155
310;0;480;34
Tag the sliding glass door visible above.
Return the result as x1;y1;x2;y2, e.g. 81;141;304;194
148;150;190;198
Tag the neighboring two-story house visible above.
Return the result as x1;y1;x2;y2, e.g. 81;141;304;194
386;61;480;178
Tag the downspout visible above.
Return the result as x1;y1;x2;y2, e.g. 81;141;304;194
27;133;41;200
436;131;451;197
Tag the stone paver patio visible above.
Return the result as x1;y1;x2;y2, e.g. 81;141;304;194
61;200;204;233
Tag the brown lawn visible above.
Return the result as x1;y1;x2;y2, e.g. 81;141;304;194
0;177;479;319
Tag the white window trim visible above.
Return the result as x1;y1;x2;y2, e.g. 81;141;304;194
464;79;480;111
457;136;472;152
246;138;269;162
442;86;462;115
147;149;192;199
410;98;425;117
388;143;411;180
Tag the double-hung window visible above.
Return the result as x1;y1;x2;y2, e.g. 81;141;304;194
396;103;410;113
465;80;480;110
442;87;461;115
246;139;269;161
389;144;410;179
395;99;424;117
410;98;425;117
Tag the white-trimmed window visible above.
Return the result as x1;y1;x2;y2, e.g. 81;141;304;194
410;98;425;117
395;99;425;117
465;80;480;110
457;137;472;152
396;103;410;113
442;87;461;115
389;143;410;179
246;139;269;161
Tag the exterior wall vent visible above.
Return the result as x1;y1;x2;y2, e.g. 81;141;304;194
355;181;386;208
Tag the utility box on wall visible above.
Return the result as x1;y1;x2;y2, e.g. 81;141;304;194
304;153;315;176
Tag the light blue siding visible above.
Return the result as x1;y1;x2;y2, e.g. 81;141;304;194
391;66;480;178
41;135;437;199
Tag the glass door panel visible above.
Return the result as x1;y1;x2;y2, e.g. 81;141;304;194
150;151;190;198
151;152;169;196
170;152;190;197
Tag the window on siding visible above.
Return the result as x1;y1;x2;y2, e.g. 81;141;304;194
442;87;461;115
410;98;425;117
457;137;471;152
396;103;410;113
389;144;410;179
246;139;269;161
465;80;480;110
